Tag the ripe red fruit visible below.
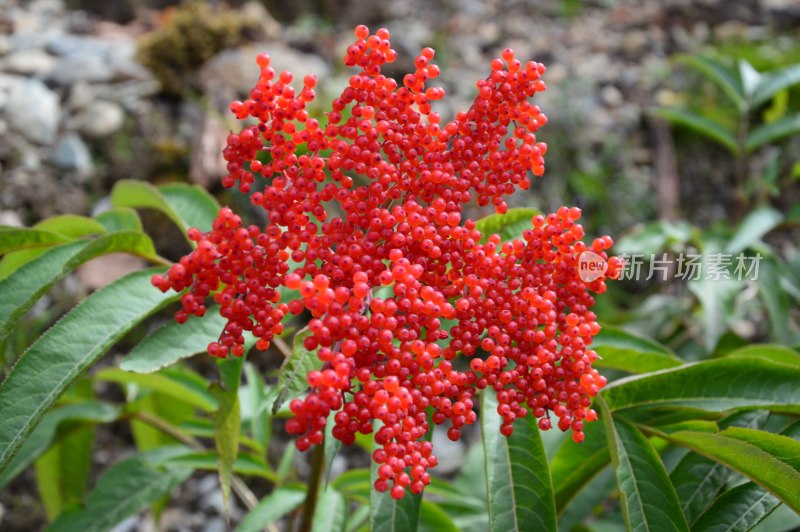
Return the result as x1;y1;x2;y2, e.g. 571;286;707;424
154;23;619;499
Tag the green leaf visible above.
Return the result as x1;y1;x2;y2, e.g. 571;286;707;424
655;427;800;514
481;389;556;532
752;64;800;108
36;422;95;520
551;419;610;514
0;402;118;490
474;208;540;244
723;344;800;367
746;113;800;152
691;421;800;532
688;273;740;353
48;447;191;532
244;363;270;453
669;410;768;525
324;412;343;482
756;258;792;344
236;486;306;532
0;268;176;471
677;54;745;111
158;183;221;233
110;180;220;237
312;486;347;532
159;451;275;480
272;327;322;414
0;226;71;254
601;357;800;415
419;501;461;532
591;326;682;373
649;107;739;154
600;400;690;532
740;60;762;100
726;206;784;255
0;232;161;345
95;368;217;412
130;392;193;451
94;208;143;233
35;215;108;238
211;383;240;508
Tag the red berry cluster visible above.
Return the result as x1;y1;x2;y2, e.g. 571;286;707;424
152;24;620;499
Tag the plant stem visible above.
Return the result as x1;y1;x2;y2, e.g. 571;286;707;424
297;443;325;532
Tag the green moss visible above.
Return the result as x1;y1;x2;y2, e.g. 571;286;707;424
136;1;261;96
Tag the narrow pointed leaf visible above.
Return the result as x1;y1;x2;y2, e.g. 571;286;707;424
691;421;800;532
746;113;800;152
370;451;423;532
94;208;143;233
726;206;784;255
752;64;800;107
0;268;176;471
0;232;161;345
723;344;800;367
95;368;216;412
551;419;609;514
0;226;71;254
236;486;306;532
312;486;347;532
591;326;682;373
474;208;540;243
600;357;800;414
653;427;800;514
677;55;745;110
669;410;768;525
272;327;322;414
481;389;556;532
47;447;191;532
600;400;690;532
158;451;276;480
211;383;240;508
649;107;739;154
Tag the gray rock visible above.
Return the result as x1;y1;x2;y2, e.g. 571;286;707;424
52;133;92;176
0;48;56;76
3;77;60;144
74;100;124;138
48;54;114;85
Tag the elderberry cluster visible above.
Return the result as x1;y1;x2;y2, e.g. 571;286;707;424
152;24;621;499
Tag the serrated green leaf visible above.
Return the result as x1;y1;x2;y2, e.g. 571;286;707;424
236;486;306;532
591;326;682;373
600;399;690;532
0;226;71;254
370;459;422;532
676;54;745;111
551;417;609;514
110;180;220;239
601;357;800;415
95;368;217;412
752;64;800;108
272;327;322;414
36;422;95;521
0;268;176;471
47;447;191;532
312;486;347;532
723;344;800;367
649;107;739;154
0;402;118;490
481;389;556;532
121;309;254;374
654;427;800;514
746;113;800;152
669;410;768;525
0;232;162;345
474;208;540;244
691;421;800;532
726;206;784;255
601;356;800;414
